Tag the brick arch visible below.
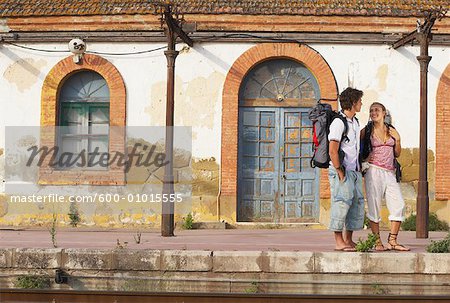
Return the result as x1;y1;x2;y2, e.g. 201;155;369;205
41;54;125;127
436;63;450;200
220;43;338;213
40;54;126;185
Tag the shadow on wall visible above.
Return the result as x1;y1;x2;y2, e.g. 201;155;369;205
396;47;444;81
2;47;47;92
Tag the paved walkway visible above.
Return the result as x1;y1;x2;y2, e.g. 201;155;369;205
0;228;447;252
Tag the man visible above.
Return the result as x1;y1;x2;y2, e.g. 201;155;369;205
328;87;364;251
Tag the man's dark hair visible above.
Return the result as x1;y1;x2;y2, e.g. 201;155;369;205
339;87;363;111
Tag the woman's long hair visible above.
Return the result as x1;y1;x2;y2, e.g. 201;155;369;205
369;102;391;136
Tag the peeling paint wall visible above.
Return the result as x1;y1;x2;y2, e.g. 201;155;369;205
316;44;448;149
3;58;47;92
317;147;450;227
1;42;448;154
0;19;9;32
0;41;449;227
144;71;225;144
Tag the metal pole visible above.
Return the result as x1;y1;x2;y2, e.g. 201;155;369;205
161;9;179;237
415;32;431;238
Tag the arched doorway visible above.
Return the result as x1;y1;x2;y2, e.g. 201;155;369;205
220;43;338;223
237;59;320;222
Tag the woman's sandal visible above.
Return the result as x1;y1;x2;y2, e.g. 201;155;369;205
387;233;410;251
374;233;388;251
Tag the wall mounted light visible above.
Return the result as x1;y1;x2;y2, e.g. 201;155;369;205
68;38;86;64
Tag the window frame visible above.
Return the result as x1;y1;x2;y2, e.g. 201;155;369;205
40;55;126;185
56;71;111;171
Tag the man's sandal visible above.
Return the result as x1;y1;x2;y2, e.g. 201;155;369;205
387;233;410;251
374;233;388;251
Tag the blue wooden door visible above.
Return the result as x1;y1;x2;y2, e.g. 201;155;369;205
280;108;318;222
238;108;280;221
238;107;319;222
237;58;321;222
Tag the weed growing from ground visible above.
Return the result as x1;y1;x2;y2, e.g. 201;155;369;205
426;233;450;253
355;233;377;252
182;213;194;230
15;275;50;289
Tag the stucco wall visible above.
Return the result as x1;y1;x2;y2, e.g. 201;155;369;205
0;41;449;226
1;42;448;151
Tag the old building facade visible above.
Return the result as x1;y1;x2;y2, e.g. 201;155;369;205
0;0;449;227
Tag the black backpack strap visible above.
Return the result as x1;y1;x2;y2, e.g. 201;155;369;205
360;121;372;164
338;115;350;143
332;115;348;169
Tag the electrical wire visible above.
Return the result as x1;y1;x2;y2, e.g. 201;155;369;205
87;46;167;55
3;41;67;53
2;34;301;56
2;41;167;55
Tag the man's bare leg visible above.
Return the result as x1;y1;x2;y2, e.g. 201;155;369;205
343;230;356;247
334;231;350;250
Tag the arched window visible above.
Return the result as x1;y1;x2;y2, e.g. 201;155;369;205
239;59;320;107
57;71;110;169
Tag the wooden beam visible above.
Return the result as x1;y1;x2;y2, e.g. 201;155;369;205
2;31;449;46
164;10;193;46
392;30;417;49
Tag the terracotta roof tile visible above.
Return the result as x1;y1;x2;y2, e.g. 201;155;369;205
0;0;448;17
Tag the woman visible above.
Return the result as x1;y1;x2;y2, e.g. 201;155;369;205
361;102;409;251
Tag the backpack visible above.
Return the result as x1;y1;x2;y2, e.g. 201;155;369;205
308;102;350;168
360;121;373;161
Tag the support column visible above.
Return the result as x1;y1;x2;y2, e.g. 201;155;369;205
416;32;431;239
161;26;179;237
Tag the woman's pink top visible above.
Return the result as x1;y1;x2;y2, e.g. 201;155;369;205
368;135;395;171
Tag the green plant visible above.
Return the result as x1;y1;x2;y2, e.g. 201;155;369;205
244;281;259;294
371;283;389;295
15;275;51;289
68;202;81;227
401;214;415;231
426;233;450;253
49;213;58;248
402;213;449;231
355;233;377;252
182;213;194;230
259;224;282;229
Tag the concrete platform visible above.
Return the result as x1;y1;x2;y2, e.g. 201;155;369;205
0;228;447;252
1;229;449;296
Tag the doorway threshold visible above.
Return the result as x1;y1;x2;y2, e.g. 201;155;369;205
231;222;324;230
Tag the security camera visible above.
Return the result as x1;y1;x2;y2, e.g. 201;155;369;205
68;38;86;54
